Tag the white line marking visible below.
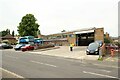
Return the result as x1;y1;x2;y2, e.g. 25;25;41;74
83;71;118;78
31;60;57;67
0;67;24;78
29;52;41;54
5;55;18;59
101;70;111;73
92;63;119;68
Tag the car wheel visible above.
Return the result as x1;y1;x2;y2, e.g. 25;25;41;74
22;50;25;52
27;49;29;51
97;52;99;55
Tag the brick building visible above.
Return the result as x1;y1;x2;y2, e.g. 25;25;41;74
1;34;17;44
41;27;104;46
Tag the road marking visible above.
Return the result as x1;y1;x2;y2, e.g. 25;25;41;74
5;55;18;59
100;70;111;73
0;67;24;78
29;52;41;54
83;71;118;78
31;60;57;67
92;63;119;68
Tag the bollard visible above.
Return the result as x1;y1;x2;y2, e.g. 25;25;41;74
110;49;114;57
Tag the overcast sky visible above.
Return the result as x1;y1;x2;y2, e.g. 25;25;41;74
0;0;119;37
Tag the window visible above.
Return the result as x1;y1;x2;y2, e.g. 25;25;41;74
51;36;57;39
63;35;67;38
69;34;74;37
57;36;61;38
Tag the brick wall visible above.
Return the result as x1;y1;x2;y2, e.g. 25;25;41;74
94;28;104;42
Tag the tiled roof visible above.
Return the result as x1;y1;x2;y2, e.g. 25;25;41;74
2;34;15;39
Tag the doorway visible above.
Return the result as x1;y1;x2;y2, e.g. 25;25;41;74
76;32;94;46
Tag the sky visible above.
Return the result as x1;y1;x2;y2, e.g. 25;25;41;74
0;0;119;37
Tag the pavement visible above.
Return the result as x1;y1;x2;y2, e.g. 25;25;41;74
28;46;119;62
102;51;119;62
2;46;119;63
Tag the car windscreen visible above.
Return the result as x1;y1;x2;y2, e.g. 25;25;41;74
16;44;22;47
95;41;103;47
88;43;99;50
25;44;30;47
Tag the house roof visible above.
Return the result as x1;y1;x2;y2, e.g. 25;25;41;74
2;34;15;39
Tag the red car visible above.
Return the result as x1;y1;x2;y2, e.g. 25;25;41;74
21;44;34;51
106;44;118;50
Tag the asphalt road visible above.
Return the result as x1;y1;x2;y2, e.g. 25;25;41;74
0;49;119;79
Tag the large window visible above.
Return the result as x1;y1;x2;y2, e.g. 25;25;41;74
63;35;67;38
69;34;74;38
57;36;61;38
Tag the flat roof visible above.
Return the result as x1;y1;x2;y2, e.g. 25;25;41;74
44;38;68;41
46;27;96;36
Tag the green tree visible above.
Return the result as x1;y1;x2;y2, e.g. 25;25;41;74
12;30;15;37
0;29;11;37
6;29;10;34
17;14;40;37
0;30;7;37
37;29;41;35
61;30;66;32
104;38;110;43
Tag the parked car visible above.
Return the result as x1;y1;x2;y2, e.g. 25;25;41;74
86;42;100;55
21;44;34;51
95;40;103;47
105;43;119;52
0;43;13;49
14;44;25;50
106;43;118;49
34;44;39;50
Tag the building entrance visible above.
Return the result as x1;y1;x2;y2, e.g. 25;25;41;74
76;32;94;46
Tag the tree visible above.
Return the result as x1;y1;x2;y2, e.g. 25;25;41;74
17;14;40;37
6;29;10;34
104;38;110;43
0;29;11;37
61;30;66;32
12;30;15;37
37;29;41;35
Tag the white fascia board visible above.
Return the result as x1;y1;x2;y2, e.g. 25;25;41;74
74;30;94;34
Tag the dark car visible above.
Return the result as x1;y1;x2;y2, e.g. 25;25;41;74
0;43;13;49
14;44;25;50
21;44;34;51
86;42;100;55
95;40;103;47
